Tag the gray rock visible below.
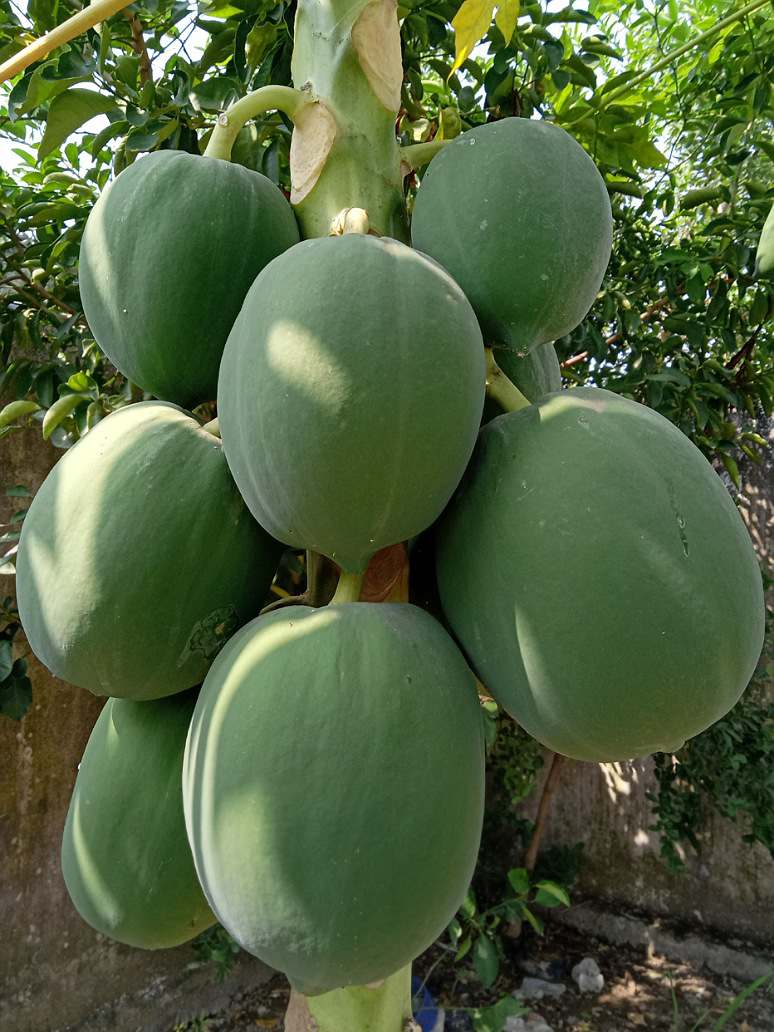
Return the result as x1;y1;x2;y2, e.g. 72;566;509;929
571;956;605;994
504;1017;554;1032
514;977;566;1000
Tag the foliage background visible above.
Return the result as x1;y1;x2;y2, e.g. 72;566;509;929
1;0;772;892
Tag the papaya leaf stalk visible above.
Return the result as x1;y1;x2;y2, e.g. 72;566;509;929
400;139;450;172
203;86;314;162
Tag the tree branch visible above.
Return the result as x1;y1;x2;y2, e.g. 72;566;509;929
561;295;673;369
125;12;152;86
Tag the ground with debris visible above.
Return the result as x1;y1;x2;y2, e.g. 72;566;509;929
170;920;774;1032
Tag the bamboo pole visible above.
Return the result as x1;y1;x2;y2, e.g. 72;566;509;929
0;0;133;83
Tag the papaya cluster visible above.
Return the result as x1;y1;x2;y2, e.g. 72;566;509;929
16;117;764;993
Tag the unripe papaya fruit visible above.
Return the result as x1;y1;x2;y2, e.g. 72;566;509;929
183;602;485;993
496;341;562;401
436;388;765;761
218;234;486;572
62;689;215;948
16;402;280;700
411;118;613;353
79;151;300;407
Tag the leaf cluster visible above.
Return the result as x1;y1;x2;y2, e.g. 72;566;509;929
447;868;570;990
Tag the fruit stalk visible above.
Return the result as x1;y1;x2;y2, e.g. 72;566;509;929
485;348;531;413
331;570;365;604
290;0;408;240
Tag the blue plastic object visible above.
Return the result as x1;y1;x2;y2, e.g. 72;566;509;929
412;975;440;1031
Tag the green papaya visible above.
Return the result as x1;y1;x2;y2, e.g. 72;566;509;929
183;602;485;993
495;341;562;403
79;151;300;407
436;388;765;762
411;118;613;354
218;234;486;573
16;402;280;700
754;201;774;278
62;690;215;948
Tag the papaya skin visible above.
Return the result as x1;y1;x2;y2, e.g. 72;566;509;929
411;118;613;354
183;602;485;993
62;690;216;949
217;233;486;573
79;150;300;407
16;401;281;700
436;387;765;762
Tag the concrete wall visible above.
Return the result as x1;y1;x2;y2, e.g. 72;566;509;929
0;429;269;1032
529;754;774;944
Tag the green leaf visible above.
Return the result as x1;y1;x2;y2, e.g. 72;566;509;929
565;53;597;89
91;119;129;157
447;917;462;944
471;997;527;1032
66;371;98;394
5;486;31;497
0;641;12;682
507;867;531;896
718;452;741;490
533;879;571;907
115;55;139;91
629;138;668;168
521;906;544;935
246;22;279;75
0;400;41;429
460;889;477;918
42;394;90;440
39;89;118;160
472;933;499;988
455;935;472;961
711;972;773;1030
0;676;32;721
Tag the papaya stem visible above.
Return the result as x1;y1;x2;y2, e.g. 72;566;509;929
204;85;314;162
331;570;364;604
485;348;531;413
400;139;449;172
290;0;407;240
285;964;415;1031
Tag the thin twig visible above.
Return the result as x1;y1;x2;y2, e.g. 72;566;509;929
524;753;565;874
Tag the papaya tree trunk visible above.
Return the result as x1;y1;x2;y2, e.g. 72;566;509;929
285;965;418;1032
289;0;408;241
281;2;416;1027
